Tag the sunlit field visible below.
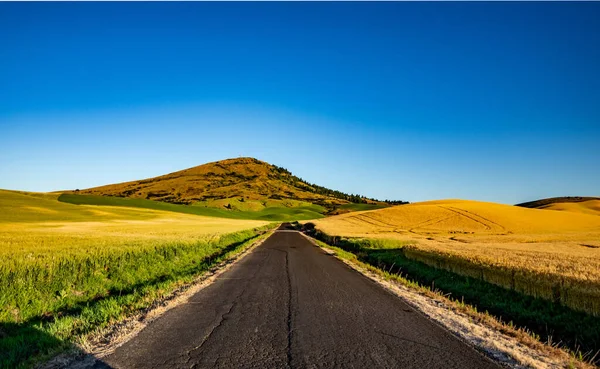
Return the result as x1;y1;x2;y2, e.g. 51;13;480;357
312;199;600;315
0;189;271;367
539;199;600;216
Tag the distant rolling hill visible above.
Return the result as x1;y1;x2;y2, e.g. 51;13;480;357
313;199;600;237
516;196;600;216
61;157;389;218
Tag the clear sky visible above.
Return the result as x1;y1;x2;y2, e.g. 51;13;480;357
1;2;599;204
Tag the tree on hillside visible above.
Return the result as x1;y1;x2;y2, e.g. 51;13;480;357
271;164;407;204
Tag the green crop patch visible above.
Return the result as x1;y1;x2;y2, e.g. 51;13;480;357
58;194;325;221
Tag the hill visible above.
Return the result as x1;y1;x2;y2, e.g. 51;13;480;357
516;196;600;209
309;199;600;317
516;196;600;216
312;199;600;237
63;157;389;215
0;188;271;225
535;199;600;216
57;193;326;221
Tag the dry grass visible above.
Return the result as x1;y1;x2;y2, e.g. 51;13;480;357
311;199;600;315
68;157;349;206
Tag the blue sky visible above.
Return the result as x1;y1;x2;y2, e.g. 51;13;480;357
1;2;599;204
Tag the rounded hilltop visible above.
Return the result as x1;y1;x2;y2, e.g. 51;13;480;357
65;157;388;210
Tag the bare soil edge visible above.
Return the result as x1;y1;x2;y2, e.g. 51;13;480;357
39;230;275;369
299;232;589;369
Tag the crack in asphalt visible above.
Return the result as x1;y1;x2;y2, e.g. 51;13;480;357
186;298;240;368
375;330;441;351
284;248;293;369
185;252;271;368
267;245;294;368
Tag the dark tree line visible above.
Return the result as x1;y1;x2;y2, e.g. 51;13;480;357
271;165;408;205
383;199;410;205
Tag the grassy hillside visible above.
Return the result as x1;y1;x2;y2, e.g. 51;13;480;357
0;189;269;255
0;190;167;223
58;193;325;221
327;202;388;215
0;189;273;368
65;157;386;212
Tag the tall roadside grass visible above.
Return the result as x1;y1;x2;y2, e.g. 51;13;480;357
0;225;275;369
401;246;600;316
305;226;600;365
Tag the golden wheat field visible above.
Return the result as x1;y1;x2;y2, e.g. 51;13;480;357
0;189;268;259
0;189;270;326
312;199;600;314
538;199;600;216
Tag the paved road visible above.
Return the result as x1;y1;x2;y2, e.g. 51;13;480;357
99;225;500;368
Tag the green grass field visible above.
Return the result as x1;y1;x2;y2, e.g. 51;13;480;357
0;189;276;368
58;193;325;221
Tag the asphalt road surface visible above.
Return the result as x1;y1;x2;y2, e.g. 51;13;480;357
98;225;501;368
